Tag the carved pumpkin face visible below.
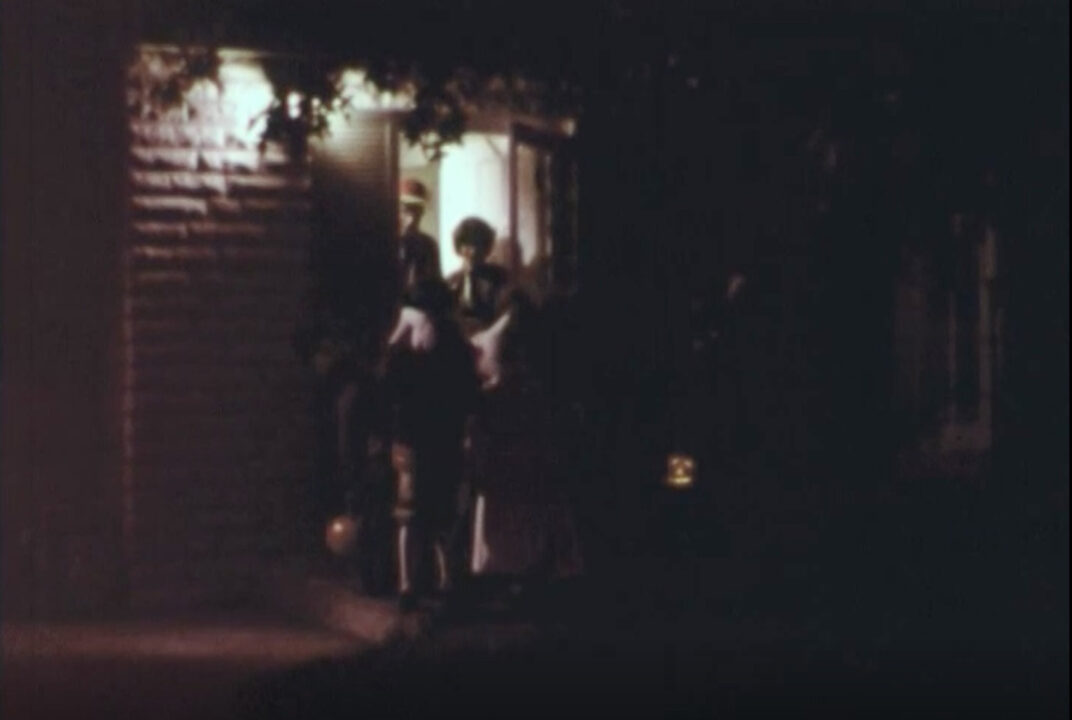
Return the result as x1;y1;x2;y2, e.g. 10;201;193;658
665;453;696;489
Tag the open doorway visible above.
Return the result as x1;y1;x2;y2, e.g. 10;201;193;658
399;132;512;281
397;122;577;301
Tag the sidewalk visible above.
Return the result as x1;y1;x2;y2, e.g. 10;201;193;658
1;616;367;720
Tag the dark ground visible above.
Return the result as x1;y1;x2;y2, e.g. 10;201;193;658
231;473;1066;720
1;617;366;720
4;474;1066;720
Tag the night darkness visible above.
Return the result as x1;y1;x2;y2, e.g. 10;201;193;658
2;1;1068;718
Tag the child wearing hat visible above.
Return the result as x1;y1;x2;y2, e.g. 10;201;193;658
398;179;442;294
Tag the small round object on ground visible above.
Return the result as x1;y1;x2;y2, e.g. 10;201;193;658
325;514;361;557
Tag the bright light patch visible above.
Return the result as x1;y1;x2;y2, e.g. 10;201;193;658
316;68;416;152
130;47;277;145
216;58;275;147
335;68;414;111
286;91;303;119
438;133;509;277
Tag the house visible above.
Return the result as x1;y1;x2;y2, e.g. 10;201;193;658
3;26;581;614
3;0;1066;619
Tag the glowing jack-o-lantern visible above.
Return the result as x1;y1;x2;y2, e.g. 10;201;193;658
325;514;361;557
665;453;696;489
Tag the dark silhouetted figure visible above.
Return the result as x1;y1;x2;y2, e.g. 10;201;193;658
467;289;585;584
383;279;480;610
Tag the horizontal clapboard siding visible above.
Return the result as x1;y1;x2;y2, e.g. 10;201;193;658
123;56;322;611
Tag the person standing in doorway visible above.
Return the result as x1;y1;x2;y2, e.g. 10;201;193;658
398;179;442;297
444;217;510;580
446;216;509;336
